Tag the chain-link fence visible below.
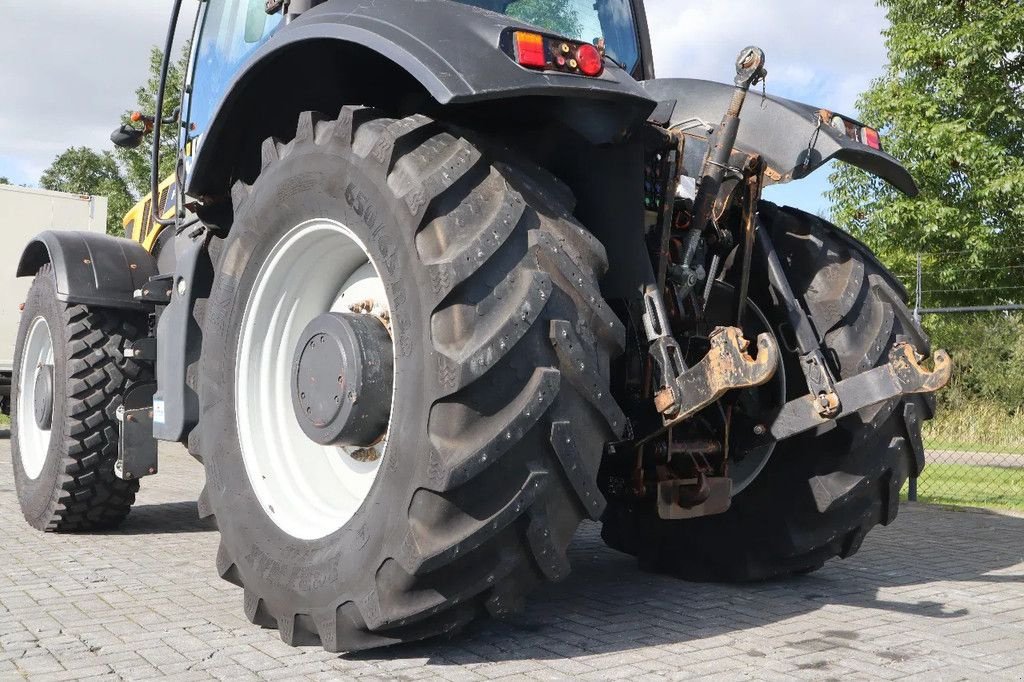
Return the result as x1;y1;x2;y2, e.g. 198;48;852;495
894;253;1024;512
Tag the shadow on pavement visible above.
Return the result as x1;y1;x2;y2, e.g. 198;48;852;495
346;506;1024;664
93;501;215;535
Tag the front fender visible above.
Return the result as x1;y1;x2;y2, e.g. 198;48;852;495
187;0;657;195
17;231;158;312
642;78;918;197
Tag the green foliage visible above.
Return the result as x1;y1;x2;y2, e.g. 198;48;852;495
0;177;10;185
39;147;133;235
924;312;1024;413
828;0;1024;308
505;0;582;37
902;463;1024;511
113;44;190;199
38;42;189;235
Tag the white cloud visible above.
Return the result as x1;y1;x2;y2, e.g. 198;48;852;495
0;0;192;184
645;0;888;113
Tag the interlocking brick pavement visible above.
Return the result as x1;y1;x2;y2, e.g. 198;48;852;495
1;435;1022;680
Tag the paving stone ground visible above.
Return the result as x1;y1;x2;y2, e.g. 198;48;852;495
1;435;1023;681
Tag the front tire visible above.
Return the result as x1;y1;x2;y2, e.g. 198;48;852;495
197;108;624;650
12;265;150;531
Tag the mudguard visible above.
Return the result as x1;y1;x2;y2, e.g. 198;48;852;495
642;79;918;196
186;0;658;195
17;231;158;311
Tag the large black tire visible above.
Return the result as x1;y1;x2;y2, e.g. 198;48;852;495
601;203;934;581
196;108;624;651
12;265;151;531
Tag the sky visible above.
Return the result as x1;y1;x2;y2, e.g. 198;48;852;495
0;0;889;215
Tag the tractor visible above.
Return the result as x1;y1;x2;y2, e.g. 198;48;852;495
10;0;950;651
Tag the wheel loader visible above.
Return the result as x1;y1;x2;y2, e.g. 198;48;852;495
10;0;951;651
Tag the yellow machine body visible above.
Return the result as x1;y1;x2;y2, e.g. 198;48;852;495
123;173;176;252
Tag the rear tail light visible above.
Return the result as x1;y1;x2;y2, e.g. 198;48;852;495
505;30;604;78
513;31;547;69
576;43;604;77
823;110;884;151
861;126;882;150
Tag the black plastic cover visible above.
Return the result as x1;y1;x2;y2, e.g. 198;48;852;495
17;231;159;311
642;78;918;197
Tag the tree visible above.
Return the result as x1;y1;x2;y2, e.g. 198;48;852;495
0;177;10;185
114;44;191;199
828;0;1024;308
37;43;189;235
40;147;134;235
505;0;582;38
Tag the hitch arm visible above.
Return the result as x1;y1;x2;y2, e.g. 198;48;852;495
765;343;952;443
658;326;779;429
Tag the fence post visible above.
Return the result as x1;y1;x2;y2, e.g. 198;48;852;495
913;253;922;326
908;253;922;502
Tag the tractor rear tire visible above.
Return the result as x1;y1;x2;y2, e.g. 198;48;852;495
196;108;624;651
600;203;934;581
12;264;151;531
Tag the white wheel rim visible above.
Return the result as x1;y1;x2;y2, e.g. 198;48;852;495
236;219;394;541
18;316;54;480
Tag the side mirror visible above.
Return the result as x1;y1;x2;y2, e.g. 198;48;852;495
111;125;145;149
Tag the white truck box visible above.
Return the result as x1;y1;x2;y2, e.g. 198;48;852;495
1;185;108;408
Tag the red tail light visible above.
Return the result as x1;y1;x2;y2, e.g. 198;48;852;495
513;31;547;69
861;126;882;150
576;43;604;77
505;30;605;78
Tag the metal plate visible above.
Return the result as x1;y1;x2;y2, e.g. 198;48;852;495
117;382;158;481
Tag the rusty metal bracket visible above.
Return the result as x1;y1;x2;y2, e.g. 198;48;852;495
890;343;952;394
656;326;779;428
657;476;732;520
764;342;952;443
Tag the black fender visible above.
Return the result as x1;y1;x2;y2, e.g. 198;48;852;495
641;78;918;197
17;231;158;312
186;0;657;196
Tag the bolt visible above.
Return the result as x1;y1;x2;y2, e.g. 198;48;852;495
753;424;766;436
83;258;92;265
148;467;156;474
129;263;137;270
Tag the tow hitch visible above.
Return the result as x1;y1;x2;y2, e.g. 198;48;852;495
644;314;779;428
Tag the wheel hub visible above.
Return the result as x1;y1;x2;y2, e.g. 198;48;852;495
236;218;396;540
33;363;54;430
291;312;393;447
